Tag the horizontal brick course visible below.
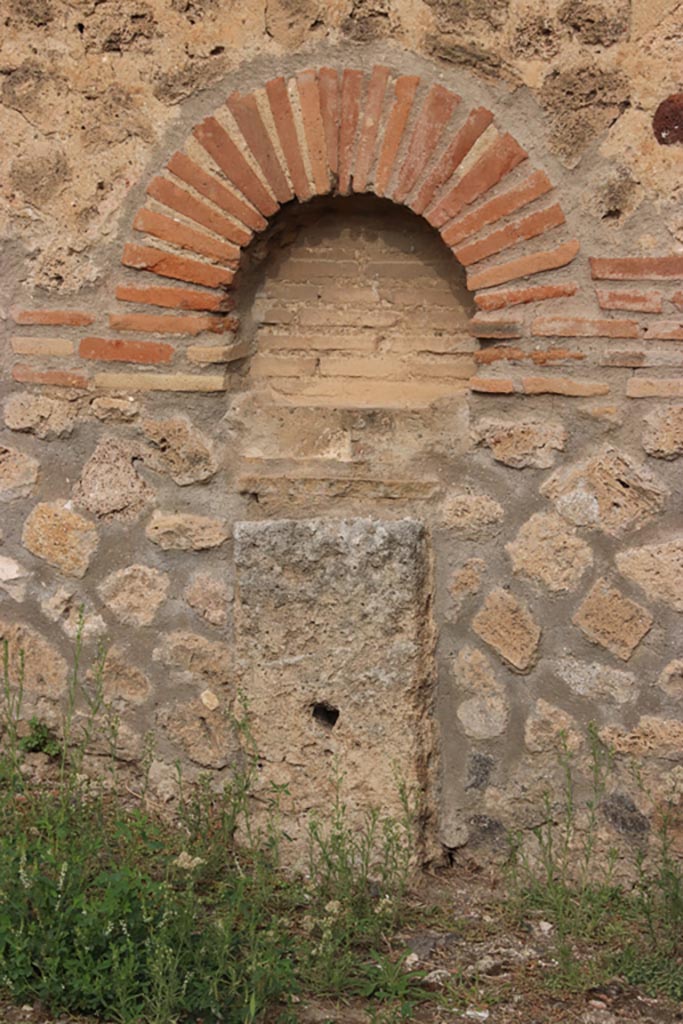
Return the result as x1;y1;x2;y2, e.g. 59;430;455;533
469;377;516;393
108;312;235;335
187;341;251;364
474;282;578;311
250;353;319;377
122;244;234;288
80;337;175;365
93;371;226;392
13;364;89;388
467;240;580;291
115;284;230;312
596;287;663;313
468;318;523;339
11;336;74;357
531;316;640;339
626;378;683;398
474;346;585;365
522;376;610;396
643;320;683;340
590;256;683;280
11;308;94;327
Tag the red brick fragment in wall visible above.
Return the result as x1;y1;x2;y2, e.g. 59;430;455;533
115;284;230;312
265;77;311;201
454;204;566;266
522;376;609;396
133;208;240;263
167;152;264;232
644;321;683;340
467;240;580;291
427;134;528;227
122;244;234;289
317;67;340;178
13;365;89;388
469;377;516;393
410;106;493;215
296;70;331;195
80;337;175;365
441;170;554;247
474;347;585;365
338;69;364;195
627;378;683;397
352;64;391;193
590;256;683;280
194;117;279;216
227;91;292;203
596;287;663;313
391;84;460;204
374;76;420;197
11;309;94;327
531;316;640;339
475;282;578;311
147;177;251;247
108;313;236;335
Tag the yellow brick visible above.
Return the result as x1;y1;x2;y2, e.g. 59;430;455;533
267;376;469;409
299;307;399;328
319;354;475;380
11;336;74;357
256;331;378;353
250;354;318;377
187;341;251;364
94;372;226;392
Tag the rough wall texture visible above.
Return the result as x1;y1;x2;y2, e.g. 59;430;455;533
0;1;682;868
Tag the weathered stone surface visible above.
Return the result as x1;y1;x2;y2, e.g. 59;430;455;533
0;619;67;697
642;405;683;459
506;512;593;592
602;793;650;836
440;492;504;539
154;631;231;686
141;416;219;485
90;396;139;422
145;511;229;550
184;572;232;626
98;565;170;626
225;393;353;462
0;446;39;501
616;538;683;611
541;447;669;536
0;555;29;601
600;716;683;759
22;501;98;578
234;518;435;853
452;646;509;740
40;585;106;638
449;558;485;610
4;392;77;438
100;648;151;704
157;699;236;769
474;418;566;468
553;656;637;704
573;579;653;661
73;438;153;521
472;589;541;671
525;698;580;753
658;660;683;697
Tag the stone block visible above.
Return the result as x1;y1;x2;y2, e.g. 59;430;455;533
474;417;566;468
642;405;683;459
145;511;229;550
73;439;153;522
573;579;653;661
552;656;637;704
452;646;509;740
472;589;541;672
616;538;683;611
506;512;593;592
183;573;232;626
0;446;39;502
98;565;170;626
525;698;580;753
140;416;219;485
22;502;98;578
4;392;77;438
440;492;504;539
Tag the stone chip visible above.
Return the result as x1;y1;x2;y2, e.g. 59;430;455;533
642;405;683;460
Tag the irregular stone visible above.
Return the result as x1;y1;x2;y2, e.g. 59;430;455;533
452;645;510;739
100;648;151;703
0;446;39;502
140;415;219;485
146;511;229;550
440;492;504;539
642;405;683;459
657;660;683;698
0;555;29;602
157;699;236;769
525;698;581;753
557;0;629;45
200;688;220;711
573;579;653;661
472;589;541;671
600;716;683;759
98;565;170;626
540;64;628;167
73;438;153;521
0;619;67;697
466;752;495;791
154;631;231;686
474;418;566;469
40;586;106;638
4;392;77;438
506;512;593;592
616;538;683;611
602;793;649;836
553;656;637;704
541;447;668;536
90;396;139;422
449;558;485;609
22;501;98;578
183;572;232;626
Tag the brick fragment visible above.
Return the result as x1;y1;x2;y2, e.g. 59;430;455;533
590;256;683;280
338;69;364;195
427;134;528;228
227;90;292;203
600;352;646;368
374;76;420;196
531;316;640;339
265;77;311;201
410;106;493;215
13;365;89;388
122;244;234;289
468;317;523;339
296;70;331;195
469;378;516;393
108;312;235;335
317;67;340;177
133;208;239;262
167;152;264;232
115;284;230;312
194;117;279;216
522;376;609;396
11;308;94;327
644;320;683;341
352;64;390;193
627;378;683;398
147;176;250;246
80;337;174;365
455;204;565;267
187;341;251;364
441;170;554;247
11;336;74;357
94;372;225;392
596;287;663;313
467;240;580;291
392;84;460;204
674;290;683;310
475;282;578;311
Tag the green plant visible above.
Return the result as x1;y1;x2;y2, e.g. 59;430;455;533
18;717;62;758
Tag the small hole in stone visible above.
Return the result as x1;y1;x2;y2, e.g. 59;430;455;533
312;702;339;728
76;22;84;33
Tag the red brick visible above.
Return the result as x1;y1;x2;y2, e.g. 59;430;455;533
427;134;528;228
338;69;364;195
12;365;89;388
475;282;578;311
627;377;683;398
227;91;292;203
115;284;230;312
469;377;516;393
108;312;236;335
194;116;279;216
468;316;523;339
318;67;340;177
531;316;639;339
596;286;663;313
80;337;174;365
522;376;609;396
392;84;460;204
455;204;566;267
467;239;580;291
122;244;234;289
673;289;683;310
600;352;646;368
167;152;264;232
10;308;94;327
474;346;585;366
374;76;420;197
643;320;683;340
296;69;331;195
352;64;391;193
590;256;683;280
265;76;311;201
441;170;554;248
133;208;239;263
147;176;250;246
410;106;493;215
